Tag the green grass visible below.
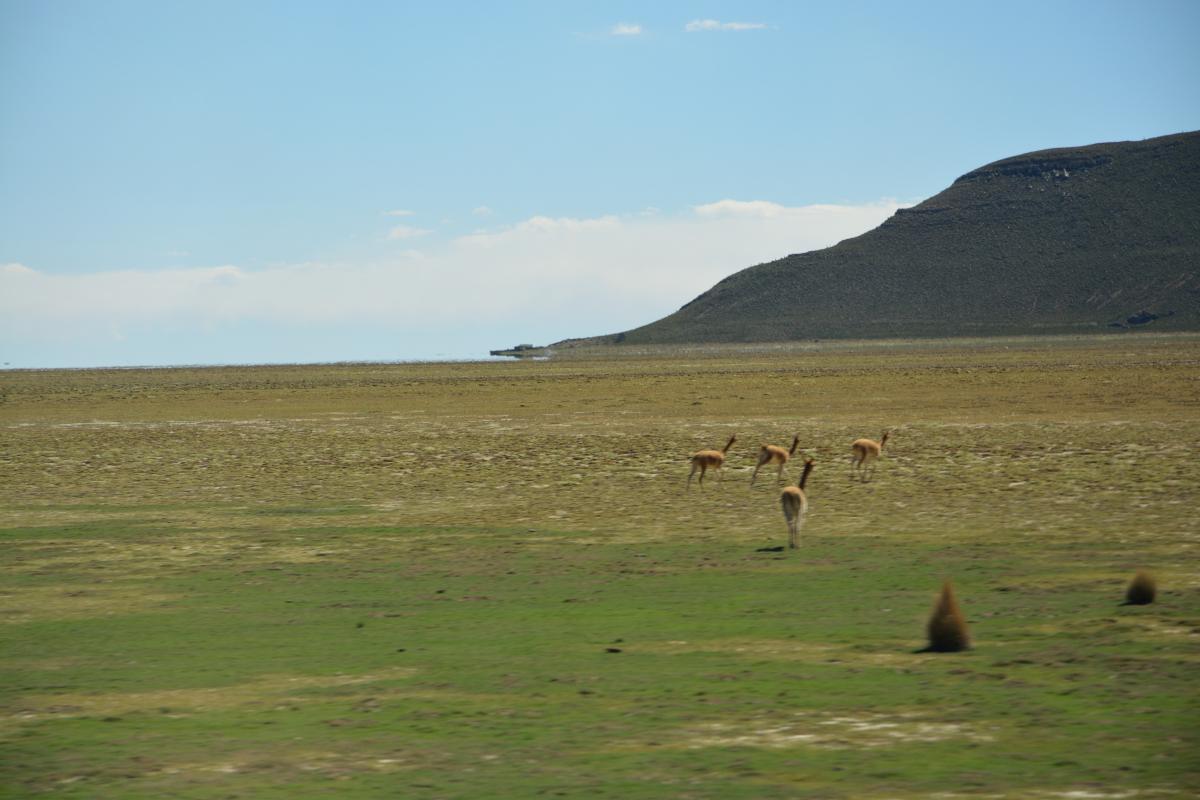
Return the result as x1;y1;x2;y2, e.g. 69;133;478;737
2;337;1198;798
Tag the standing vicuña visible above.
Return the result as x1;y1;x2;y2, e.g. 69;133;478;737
780;458;815;549
751;434;801;487
850;431;890;481
688;435;736;488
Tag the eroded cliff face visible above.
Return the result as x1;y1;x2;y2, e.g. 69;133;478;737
586;131;1200;346
955;153;1112;183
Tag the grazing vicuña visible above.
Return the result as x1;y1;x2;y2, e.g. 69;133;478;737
780;458;815;549
752;434;801;487
851;430;890;481
688;434;736;488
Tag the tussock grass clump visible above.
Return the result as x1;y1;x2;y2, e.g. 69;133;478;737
919;580;971;653
1123;570;1157;606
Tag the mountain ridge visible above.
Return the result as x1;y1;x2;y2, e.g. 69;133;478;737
553;131;1200;348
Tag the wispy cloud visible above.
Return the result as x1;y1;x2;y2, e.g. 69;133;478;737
685;19;767;32
383;209;415;217
694;199;789;217
386;224;432;240
472;206;493;217
610;23;644;36
1;200;910;365
459;215;621;245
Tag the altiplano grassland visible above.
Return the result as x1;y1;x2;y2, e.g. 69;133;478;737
1;334;1198;799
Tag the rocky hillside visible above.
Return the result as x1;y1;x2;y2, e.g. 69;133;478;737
567;131;1200;345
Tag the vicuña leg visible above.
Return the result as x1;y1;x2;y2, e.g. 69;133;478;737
789;511;806;549
750;460;764;487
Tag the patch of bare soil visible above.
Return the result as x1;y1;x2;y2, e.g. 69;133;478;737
931;789;1186;800
7;667;418;724
675;710;993;750
0;584;182;624
638;637;930;667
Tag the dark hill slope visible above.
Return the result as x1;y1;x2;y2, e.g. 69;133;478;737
592;131;1200;345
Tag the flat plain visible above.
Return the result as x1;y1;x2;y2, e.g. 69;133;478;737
2;334;1198;799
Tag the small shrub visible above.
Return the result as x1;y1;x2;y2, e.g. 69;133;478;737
1123;570;1157;605
920;580;971;653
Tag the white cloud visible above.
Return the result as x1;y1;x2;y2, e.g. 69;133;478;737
1;199;910;362
383;209;415;217
694;199;788;218
685;19;767;32
694;199;905;226
610;23;643;36
472;205;493;217
386;224;432;240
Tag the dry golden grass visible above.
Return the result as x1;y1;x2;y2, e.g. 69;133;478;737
2;334;1199;799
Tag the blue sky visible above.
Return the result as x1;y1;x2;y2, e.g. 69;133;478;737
2;1;1199;367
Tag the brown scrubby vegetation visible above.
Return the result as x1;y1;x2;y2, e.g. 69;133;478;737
920;580;971;653
1123;570;1158;605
